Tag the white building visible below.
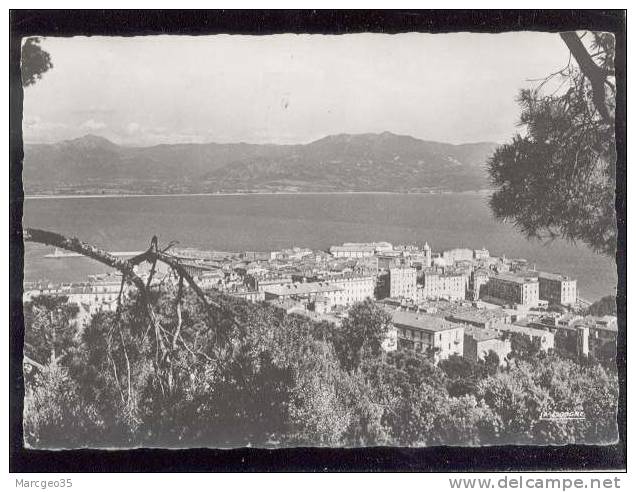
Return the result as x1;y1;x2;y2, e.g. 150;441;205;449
442;248;474;264
486;274;540;307
263;281;345;310
537;272;578;306
389;267;417;300
329;245;375;258
24;281;123;325
423;242;432;268
418;271;467;301
390;310;464;363
474;247;490;260
329;241;393;258
327;274;376;306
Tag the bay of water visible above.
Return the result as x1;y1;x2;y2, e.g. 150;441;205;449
21;193;616;301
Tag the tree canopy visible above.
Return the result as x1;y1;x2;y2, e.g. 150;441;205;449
488;32;617;256
330;298;392;372
22;290;618;448
21;37;53;87
23;295;79;372
586;295;617;316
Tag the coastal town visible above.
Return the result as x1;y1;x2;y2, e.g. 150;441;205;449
13;11;624;468
24;240;617;366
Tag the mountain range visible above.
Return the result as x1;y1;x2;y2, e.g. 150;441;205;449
22;132;499;195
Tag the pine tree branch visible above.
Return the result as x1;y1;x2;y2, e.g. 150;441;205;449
560;32;613;124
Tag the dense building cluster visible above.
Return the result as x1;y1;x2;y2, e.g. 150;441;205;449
25;240;616;365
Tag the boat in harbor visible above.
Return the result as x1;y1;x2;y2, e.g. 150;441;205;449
44;248;83;258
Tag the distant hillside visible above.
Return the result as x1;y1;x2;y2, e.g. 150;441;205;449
22;132;498;195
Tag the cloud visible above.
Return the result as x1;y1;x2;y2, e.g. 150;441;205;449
126;122;141;134
22;116;71;142
81;119;107;130
72;105;115;116
23;115;42;128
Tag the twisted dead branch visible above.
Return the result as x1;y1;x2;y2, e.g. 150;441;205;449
23;227;240;397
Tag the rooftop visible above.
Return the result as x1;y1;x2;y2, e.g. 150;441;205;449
577;316;618;332
390;266;416;273
447;309;509;324
503;322;552;338
422;270;467;278
464;326;503;342
263;281;344;296
199;271;224;278
323;273;376;282
342;241;392;248
537;271;574;282
330;245;375;253
493;273;539;284
390;309;462;333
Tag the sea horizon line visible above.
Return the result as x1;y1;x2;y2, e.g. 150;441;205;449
24;190;493;200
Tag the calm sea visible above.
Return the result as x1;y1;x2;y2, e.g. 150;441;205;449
21;193;617;301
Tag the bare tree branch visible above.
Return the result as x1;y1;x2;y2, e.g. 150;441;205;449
154;251;213;312
24;228;147;293
23;227;240;378
173;275;184;351
116;275;127;312
23;355;46;372
24;227;167;358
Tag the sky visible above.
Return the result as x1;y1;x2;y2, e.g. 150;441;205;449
22;32;571;146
